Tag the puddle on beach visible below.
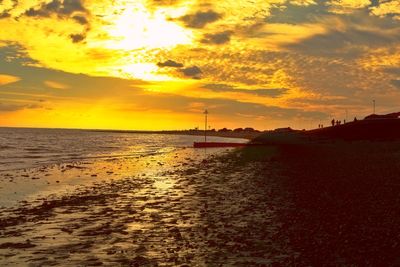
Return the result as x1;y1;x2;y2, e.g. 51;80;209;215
0;147;294;266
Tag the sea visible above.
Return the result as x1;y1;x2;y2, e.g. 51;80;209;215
0;127;246;172
0;127;247;207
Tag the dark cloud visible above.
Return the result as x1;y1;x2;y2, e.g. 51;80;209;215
0;12;11;19
201;31;232;45
157;60;184;68
0;103;23;112
24;0;86;17
0;43;39;66
247;88;289;97
370;0;380;6
157;61;203;79
283;11;400;58
203;83;289;98
0;0;18;19
180;10;222;28
72;15;88;25
266;1;328;24
383;67;400;75
21;0;91;42
285;27;400;57
391;80;400;88
70;33;85;43
60;0;85;14
0;103;42;112
180;66;202;78
203;83;236;91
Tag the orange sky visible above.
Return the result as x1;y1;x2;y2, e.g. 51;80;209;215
1;0;400;130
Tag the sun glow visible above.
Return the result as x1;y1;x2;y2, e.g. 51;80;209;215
94;2;193;80
113;62;170;81
103;7;192;50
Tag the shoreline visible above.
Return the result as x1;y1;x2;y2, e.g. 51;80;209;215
0;129;248;173
88;129;262;140
0;126;263;140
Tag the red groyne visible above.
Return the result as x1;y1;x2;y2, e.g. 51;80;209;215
193;142;265;148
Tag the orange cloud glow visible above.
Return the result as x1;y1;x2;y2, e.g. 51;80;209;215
0;74;20;86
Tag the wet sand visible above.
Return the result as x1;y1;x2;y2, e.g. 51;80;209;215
0;146;294;266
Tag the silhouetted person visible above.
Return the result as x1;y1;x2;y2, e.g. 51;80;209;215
354;117;358;122
331;119;335;127
344;119;346;124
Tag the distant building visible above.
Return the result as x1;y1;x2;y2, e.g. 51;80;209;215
364;112;400;120
273;127;293;132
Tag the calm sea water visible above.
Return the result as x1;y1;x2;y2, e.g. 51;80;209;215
0;128;247;172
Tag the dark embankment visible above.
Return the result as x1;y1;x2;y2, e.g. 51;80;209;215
308;118;400;140
249;120;400;265
253;119;400;145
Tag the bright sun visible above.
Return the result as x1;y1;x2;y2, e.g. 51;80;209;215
98;1;193;80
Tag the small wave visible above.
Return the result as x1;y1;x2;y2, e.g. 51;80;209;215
0;161;25;165
23;155;44;159
0;130;230;171
66;153;81;157
24;148;48;152
0;145;14;150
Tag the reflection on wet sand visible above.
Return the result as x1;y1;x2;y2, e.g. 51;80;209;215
0;147;293;266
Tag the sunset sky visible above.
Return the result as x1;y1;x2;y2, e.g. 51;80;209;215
0;0;400;130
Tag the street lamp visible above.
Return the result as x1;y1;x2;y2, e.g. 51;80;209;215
204;109;208;142
373;100;376;114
